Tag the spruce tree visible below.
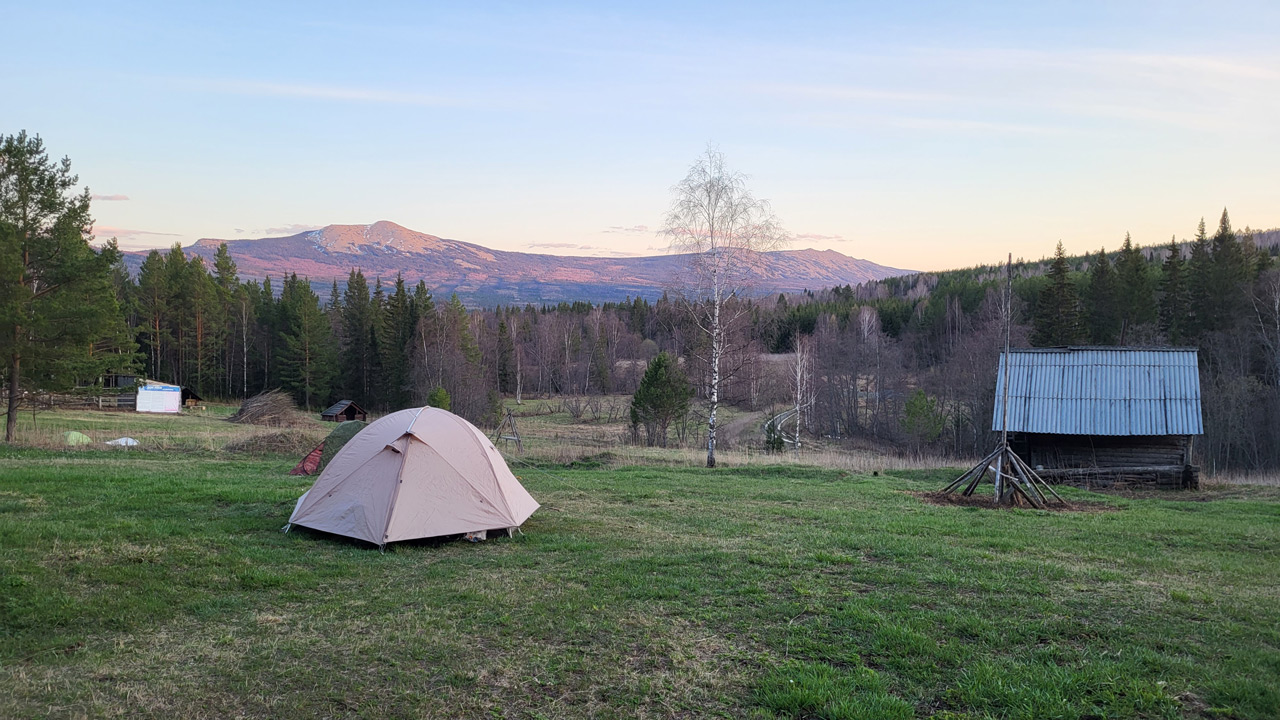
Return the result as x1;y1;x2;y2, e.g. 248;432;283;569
1207;208;1250;333
1031;242;1082;346
1116;233;1156;343
1186;218;1212;340
340;269;372;402
278;274;336;410
1084;248;1119;344
1158;238;1189;344
379;274;414;411
367;277;387;408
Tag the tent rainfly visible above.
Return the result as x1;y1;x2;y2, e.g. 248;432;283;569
289;420;368;476
287;407;539;546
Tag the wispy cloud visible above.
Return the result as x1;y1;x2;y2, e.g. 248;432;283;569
524;242;642;257
758;84;949;104
265;223;322;236
205;79;460;107
795;232;850;243
601;224;652;235
91;193;129;201
528;241;591;250
235;223;323;236
92;225;179;240
887;116;1063;135
91;225;182;250
762;47;1280;135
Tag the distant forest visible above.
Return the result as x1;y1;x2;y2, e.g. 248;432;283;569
62;210;1270;473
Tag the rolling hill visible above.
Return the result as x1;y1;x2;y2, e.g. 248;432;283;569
125;221;912;305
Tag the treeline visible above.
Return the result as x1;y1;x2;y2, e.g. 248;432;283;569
114;244;707;423
75;209;1280;473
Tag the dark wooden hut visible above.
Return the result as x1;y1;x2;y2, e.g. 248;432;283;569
993;347;1203;489
321;400;367;423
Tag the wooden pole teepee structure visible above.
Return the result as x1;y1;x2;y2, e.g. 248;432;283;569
492;409;524;453
941;254;1067;509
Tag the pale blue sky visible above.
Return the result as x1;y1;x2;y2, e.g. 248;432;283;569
5;1;1278;270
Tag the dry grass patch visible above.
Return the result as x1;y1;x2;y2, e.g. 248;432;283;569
223;429;324;456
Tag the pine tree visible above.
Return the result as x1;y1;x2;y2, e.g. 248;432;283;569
1;132;131;441
1084;248;1119;344
629;352;693;447
184;256;218;396
135;250;169;378
1158;238;1189;344
1031;242;1082;346
162;244;189;385
212;243;238;396
1116;233;1156;343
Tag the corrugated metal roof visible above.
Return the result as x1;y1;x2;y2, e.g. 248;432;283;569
992;347;1203;436
321;400;362;416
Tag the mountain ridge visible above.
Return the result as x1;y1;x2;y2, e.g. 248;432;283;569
131;221;913;305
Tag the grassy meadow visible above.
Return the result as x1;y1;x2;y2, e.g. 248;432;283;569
1;410;1279;719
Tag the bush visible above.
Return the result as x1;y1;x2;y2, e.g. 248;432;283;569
764;414;786;454
629;352;693;448
426;386;451;411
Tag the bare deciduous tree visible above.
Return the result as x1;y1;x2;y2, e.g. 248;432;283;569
662;146;787;467
789;334;814;456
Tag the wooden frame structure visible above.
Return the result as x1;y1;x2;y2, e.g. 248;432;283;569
942;254;1067;508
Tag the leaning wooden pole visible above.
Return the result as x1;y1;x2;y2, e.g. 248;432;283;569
995;253;1014;503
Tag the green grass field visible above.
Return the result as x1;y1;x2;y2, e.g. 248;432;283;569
2;438;1279;718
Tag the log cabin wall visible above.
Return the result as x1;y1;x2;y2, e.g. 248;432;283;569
1014;433;1189;470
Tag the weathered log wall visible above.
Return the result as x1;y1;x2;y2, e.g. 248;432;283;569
1014;433;1198;490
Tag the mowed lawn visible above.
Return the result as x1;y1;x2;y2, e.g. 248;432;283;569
2;448;1278;719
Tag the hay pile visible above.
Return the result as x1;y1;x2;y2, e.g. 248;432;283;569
224;430;323;456
227;390;307;427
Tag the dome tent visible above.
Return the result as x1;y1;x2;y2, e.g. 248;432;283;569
288;420;368;476
288;407;539;546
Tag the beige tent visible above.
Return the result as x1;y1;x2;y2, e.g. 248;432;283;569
288;407;539;546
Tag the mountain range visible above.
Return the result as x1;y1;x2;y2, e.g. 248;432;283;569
125;221;911;306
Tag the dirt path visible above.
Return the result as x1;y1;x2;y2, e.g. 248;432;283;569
718;409;768;446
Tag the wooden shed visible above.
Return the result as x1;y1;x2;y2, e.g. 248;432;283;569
993;347;1203;489
320;400;367;423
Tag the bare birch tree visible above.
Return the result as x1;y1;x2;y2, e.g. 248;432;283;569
662;146;787;467
789;334;814;456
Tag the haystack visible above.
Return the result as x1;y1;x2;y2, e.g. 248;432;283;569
227;390;304;427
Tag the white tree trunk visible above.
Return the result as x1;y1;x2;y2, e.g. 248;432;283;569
707;286;721;468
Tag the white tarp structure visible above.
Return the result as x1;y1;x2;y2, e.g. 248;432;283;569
105;437;140;447
288;407;540;546
136;383;181;414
